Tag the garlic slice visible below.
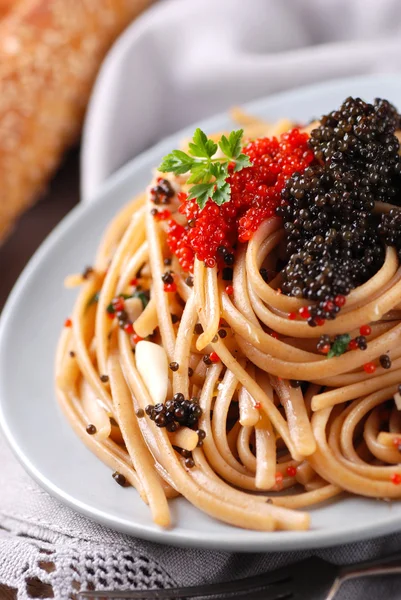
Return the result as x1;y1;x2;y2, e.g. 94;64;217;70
135;341;168;405
169;428;199;451
124;297;143;322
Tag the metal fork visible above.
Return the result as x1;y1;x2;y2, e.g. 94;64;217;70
78;552;401;600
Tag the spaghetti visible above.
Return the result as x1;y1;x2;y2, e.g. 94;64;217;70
56;98;401;531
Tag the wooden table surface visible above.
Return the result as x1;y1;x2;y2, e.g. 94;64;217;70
0;149;80;310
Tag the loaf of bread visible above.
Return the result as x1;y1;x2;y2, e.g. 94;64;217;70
0;0;154;241
0;0;17;18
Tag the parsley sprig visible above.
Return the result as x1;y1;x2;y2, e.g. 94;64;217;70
327;334;351;358
159;128;252;209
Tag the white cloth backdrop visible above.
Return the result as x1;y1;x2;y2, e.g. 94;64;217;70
82;0;401;201
2;0;401;598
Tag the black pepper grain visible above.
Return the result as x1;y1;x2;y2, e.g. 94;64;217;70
379;354;392;369
222;267;233;281
224;253;235;266
112;472;129;487
161;272;174;284
100;375;109;383
191;405;202;419
136;408;145;418
86;424;97;435
169;361;179;372
155;413;167;427
197;429;206;441
150;178;174;204
172;446;189;458
194;323;204;335
356;336;368;350
116;309;128;322
82;266;94;279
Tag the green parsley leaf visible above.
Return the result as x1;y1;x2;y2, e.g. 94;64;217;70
158;128;253;210
159;149;195;175
209;161;228;181
327;334;351;358
188;182;216;210
106;302;115;314
233;153;253;172
213;180;231;206
132;290;149;309
186;162;213;184
188;128;218;159
219;129;244;159
87;291;100;308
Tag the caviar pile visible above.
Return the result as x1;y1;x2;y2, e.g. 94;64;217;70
165;97;401;326
145;393;203;432
167;129;314;272
278;97;401;306
378;208;401;257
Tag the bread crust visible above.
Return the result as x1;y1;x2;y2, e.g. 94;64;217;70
0;0;18;19
0;0;153;241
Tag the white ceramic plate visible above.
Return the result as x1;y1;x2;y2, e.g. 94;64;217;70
1;74;401;552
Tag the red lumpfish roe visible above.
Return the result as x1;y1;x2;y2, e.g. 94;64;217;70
236;130;314;241
167;129;313;271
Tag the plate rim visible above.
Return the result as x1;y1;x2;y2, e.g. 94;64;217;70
2;72;401;551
